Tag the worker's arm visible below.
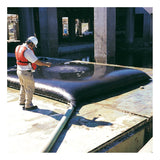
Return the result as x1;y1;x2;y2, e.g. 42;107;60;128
34;60;52;67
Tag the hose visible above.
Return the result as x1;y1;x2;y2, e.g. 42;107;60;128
42;103;75;152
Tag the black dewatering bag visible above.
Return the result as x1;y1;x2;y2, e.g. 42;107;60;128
7;62;151;107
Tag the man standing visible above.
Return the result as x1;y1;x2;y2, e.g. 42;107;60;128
15;36;51;110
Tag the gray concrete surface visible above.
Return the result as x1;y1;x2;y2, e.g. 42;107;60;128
7;62;152;153
8;88;69;153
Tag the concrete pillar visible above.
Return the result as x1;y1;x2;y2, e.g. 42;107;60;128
19;8;35;42
58;16;63;43
39;8;58;57
94;7;116;64
143;12;152;42
69;16;75;41
89;18;94;31
126;8;135;44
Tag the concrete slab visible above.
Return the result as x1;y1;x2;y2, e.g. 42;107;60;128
97;81;152;118
8;62;152;153
51;102;147;152
8;88;68;153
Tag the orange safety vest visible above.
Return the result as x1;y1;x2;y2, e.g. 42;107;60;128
15;45;37;70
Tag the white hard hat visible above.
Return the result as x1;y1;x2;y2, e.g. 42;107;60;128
27;36;38;48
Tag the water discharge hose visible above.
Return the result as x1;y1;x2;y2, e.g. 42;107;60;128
42;104;75;152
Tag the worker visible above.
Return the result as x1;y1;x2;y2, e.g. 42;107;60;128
15;36;52;110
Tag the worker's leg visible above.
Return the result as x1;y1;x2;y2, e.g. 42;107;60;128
23;71;35;108
18;70;35;108
17;70;25;105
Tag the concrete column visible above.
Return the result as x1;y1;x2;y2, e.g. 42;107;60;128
94;7;116;64
69;16;75;41
126;8;135;44
58;16;63;43
39;8;58;57
19;8;35;42
143;12;152;42
89;18;94;31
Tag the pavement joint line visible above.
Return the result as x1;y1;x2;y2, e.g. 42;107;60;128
100;104;151;119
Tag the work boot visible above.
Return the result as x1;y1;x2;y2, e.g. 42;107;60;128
23;106;38;111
